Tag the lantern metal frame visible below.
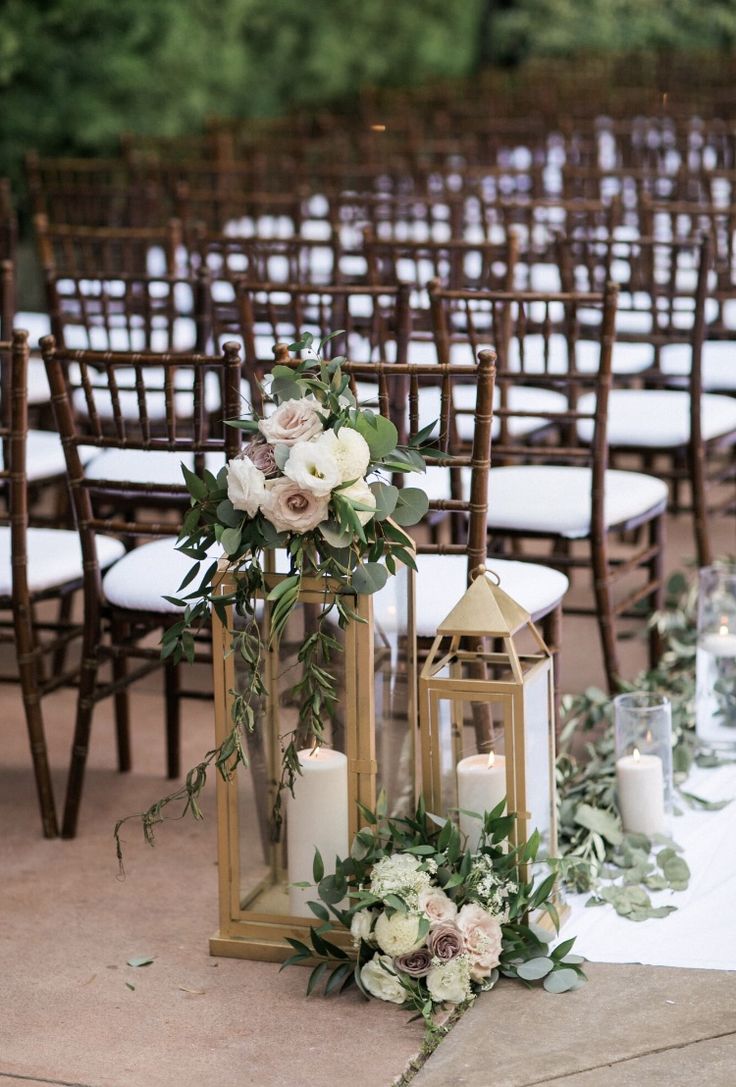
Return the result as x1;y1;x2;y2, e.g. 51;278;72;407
209;557;416;961
419;570;559;880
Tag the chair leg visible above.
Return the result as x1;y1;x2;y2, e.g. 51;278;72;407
164;661;181;779
52;589;75;676
591;539;620;694
648;514;666;671
13;602;59;838
110;615;131;773
690;443;713;568
61;638;100;839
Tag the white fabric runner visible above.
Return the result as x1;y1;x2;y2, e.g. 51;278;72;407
561;762;736;970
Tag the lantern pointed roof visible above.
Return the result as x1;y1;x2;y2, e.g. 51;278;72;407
437;573;530;637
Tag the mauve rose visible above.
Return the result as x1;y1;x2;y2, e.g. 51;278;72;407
261;478;329;534
393;948;433;978
259;398;324;446
427;923;464;963
242;438;278;478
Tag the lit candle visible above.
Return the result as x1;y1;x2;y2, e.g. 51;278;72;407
699;617;736;658
615;747;665;835
456;752;507;852
287;747;349;917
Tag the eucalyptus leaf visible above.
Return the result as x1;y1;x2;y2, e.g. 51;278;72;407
516;957;554;981
543;968;581;994
391;487;430;527
573;804;623;846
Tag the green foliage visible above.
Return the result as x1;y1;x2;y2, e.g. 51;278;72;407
0;0;481;184
283;796;586;1033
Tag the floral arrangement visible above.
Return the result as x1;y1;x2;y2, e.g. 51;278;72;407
116;332;435;854
283;796;586;1032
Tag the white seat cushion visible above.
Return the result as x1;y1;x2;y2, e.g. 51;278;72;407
102;536;221;614
28;357;51;405
508;334;653;376
0;429;65;482
403;384;567;444
16;312;51;351
577;389;736;447
660;341;736;392
71;368;222;420
85;449;226;486
487;465;668;539
0;527;124;597
373;553;568;635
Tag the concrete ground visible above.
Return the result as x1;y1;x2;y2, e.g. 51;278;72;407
1;507;734;1087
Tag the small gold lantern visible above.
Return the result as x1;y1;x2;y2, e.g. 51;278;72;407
209;557;416;961
419;570;558;868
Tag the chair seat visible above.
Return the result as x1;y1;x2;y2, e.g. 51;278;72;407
102;536;221;613
16;311;51;351
373;553;568;636
487;465;668;538
0;429;65;483
660;341;736;392
0;527;124;597
28;357;51;405
86;449;226;486
577;389;736;447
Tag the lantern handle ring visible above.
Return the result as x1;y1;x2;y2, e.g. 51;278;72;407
470;564;501;586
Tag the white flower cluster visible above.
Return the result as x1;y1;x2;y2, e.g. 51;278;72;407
369;852;436;908
426;954;473;1006
226;398;375;535
469;854;518;920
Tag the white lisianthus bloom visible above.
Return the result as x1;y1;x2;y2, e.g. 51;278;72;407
283;439;342;497
360;954;406;1005
316;427;371;482
339;478;377;525
426;955;473;1005
374;910;426;957
258;398;325;446
350;909;375;947
226;457;266;517
418;887;458;927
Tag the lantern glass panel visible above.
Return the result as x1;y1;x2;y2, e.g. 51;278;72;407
227;567;415;922
521;656;554;856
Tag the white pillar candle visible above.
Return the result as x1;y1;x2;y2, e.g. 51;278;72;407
287;747;349;917
616;748;665;836
456;752;507;852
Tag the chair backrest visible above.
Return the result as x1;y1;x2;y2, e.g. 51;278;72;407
0;328;32;611
364;229;517;294
34;215;184;278
429;282;619;524
214;280;413;412
45;271;212;353
191;233;341;287
41;338;243;570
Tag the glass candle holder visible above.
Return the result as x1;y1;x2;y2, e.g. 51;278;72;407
614;693;673;836
696;563;736;752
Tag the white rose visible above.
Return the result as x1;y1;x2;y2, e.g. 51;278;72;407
260;478;330;534
258;398;325;446
283;439;342;497
360;954;406;1005
418;887;458;927
374;910;425;957
316;427;371;482
339;478;377;525
226;457;266;517
426;957;472;1005
350;909;375;947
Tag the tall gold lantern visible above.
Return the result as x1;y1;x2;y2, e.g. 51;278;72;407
209;557;416;961
419;570;558;869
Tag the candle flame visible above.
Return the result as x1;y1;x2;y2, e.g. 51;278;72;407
487;751;496;769
633;747;641;763
645;729;653;745
370;123;387;132
720;616;729;636
309;745;321;759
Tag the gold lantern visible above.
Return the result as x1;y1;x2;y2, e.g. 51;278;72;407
209;557;416;961
419;569;558;872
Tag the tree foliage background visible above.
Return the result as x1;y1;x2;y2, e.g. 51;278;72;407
1;0;736;181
